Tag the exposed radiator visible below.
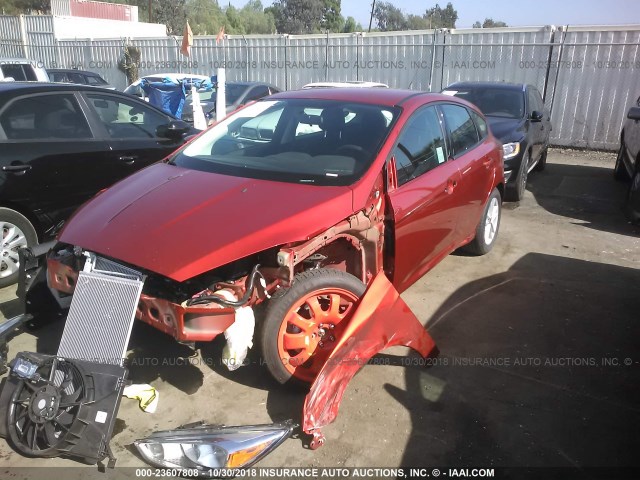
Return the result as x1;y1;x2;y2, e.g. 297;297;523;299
56;255;144;365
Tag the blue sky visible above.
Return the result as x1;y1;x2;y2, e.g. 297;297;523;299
230;0;640;29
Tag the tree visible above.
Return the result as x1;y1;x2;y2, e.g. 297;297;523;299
374;1;408;31
343;16;358;33
472;21;482;28
186;0;224;35
425;2;457;29
240;0;276;34
154;0;187;35
270;0;324;34
321;0;344;32
481;18;508;28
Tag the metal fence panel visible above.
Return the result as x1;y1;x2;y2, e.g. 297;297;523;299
548;25;640;149
440;27;554;94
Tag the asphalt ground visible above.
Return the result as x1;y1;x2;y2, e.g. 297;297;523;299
0;149;638;479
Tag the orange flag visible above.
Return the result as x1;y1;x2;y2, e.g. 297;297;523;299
216;26;225;45
181;21;193;56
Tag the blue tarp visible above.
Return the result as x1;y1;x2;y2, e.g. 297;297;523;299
140;77;214;119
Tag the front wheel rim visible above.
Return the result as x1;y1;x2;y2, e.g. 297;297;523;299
0;222;28;278
484;197;500;245
277;287;360;383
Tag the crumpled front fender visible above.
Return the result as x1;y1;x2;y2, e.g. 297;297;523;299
302;272;437;448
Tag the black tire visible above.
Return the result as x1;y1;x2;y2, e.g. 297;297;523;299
534;147;547;172
0;208;37;288
260;268;365;386
614;143;630;181
505;151;530;202
463;188;502;256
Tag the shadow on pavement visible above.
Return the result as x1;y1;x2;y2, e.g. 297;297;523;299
389;253;640;469
527;162;640;237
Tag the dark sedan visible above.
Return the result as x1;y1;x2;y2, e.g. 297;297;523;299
443;82;552;201
47;68;114;89
0;82;196;286
615;94;640;222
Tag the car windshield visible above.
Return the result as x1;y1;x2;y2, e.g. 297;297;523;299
197;83;247;105
170;99;399;186
445;88;525;119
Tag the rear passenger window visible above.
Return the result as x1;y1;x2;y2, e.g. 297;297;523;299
1;64;37;81
392;106;447;186
0;94;92;140
441;104;480;156
470;110;488;139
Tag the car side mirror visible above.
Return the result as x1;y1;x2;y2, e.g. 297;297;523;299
157;120;190;140
530;110;544;122
627;106;640;121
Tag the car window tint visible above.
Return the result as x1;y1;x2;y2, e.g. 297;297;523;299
67;72;86;84
50;72;68;82
441;104;480;157
392;106;447;186
1;64;37;81
87;93;169;139
0;94;92;140
245;86;270;103
470;110;488;139
86;75;104;85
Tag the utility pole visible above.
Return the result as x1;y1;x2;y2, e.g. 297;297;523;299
368;0;376;33
148;0;152;23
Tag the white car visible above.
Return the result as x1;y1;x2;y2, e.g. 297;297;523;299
302;81;389;89
0;58;50;82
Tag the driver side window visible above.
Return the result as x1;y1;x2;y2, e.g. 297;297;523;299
86;93;169;139
393;106;447;186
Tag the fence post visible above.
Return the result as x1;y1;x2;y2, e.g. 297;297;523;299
325;30;329;81
548;25;568;116
18;14;29;59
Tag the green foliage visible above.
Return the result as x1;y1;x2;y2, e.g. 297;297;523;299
480;18;508;28
321;0;344;32
374;2;408;31
343;16;359;33
425;2;458;29
118;44;141;84
0;0;49;14
374;1;458;31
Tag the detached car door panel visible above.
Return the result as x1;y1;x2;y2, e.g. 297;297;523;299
387;105;462;293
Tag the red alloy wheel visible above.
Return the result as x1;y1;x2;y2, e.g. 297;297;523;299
276;287;359;383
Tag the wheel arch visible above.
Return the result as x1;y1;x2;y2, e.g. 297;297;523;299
0;200;42;241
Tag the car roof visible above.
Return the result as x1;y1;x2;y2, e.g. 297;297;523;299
444;81;527;92
0;81;124;95
0;58;40;63
47;68;102;76
303;81;389;89
269;88;448;107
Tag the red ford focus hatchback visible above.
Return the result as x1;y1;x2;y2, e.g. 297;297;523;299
41;88;504;384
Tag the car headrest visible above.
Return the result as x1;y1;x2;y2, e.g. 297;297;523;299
320;107;345;132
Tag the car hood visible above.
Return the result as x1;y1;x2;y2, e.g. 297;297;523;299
486;116;526;143
59;163;354;281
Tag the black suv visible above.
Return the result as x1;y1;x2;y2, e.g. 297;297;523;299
0;82;196;286
442;82;552;201
615;94;640;222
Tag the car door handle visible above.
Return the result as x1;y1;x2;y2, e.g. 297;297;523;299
445;178;457;194
2;164;32;173
119;155;138;165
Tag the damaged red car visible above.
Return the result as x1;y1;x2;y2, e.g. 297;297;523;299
32;88;504;386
